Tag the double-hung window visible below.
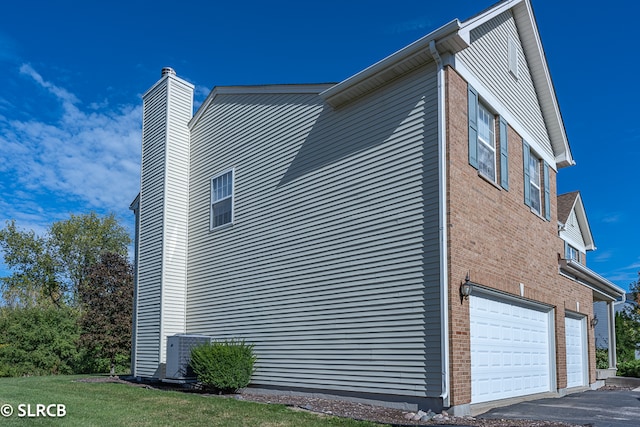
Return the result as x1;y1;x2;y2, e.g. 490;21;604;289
210;169;234;230
565;243;580;262
477;103;496;181
528;154;541;215
523;141;550;220
468;84;509;189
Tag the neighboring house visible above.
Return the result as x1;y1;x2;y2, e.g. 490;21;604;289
556;191;627;371
594;298;639;360
130;0;624;415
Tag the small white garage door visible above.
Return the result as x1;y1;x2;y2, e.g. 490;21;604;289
565;316;587;388
470;294;553;404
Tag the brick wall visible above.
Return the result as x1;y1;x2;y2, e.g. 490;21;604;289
444;66;594;406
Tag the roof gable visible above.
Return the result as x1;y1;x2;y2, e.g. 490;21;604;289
458;0;572;168
558;191;595;251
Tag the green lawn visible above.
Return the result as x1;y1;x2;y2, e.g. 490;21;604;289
0;376;385;426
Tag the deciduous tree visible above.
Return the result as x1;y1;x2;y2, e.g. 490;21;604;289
0;212;131;307
0;221;59;307
78;252;134;376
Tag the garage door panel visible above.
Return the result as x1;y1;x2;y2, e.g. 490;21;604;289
565;316;587;388
470;295;553;404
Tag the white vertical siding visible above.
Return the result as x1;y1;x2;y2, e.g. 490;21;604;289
135;74;193;377
186;64;441;399
457;10;553;160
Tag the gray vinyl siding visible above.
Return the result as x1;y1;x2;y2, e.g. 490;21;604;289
136;79;167;377
186;64;441;398
457;10;553;159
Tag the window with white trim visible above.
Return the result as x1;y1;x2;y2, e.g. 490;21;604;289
522;141;550;220
468;84;508;190
477;103;496;181
528;153;541;215
210;169;234;230
565;243;580;262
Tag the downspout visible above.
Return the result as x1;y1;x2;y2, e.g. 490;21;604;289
429;39;450;407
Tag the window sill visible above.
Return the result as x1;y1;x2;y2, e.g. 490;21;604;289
210;222;234;232
529;207;548;222
477;171;501;190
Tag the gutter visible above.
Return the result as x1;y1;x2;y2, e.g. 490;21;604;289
429;39;450;408
559;259;625;300
320;19;463;108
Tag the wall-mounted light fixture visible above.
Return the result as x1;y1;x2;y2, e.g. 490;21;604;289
590;315;598;328
460;272;474;304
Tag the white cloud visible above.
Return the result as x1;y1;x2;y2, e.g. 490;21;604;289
624;259;640;272
600;258;640;289
592;250;613;262
0;64;142;233
19;64;79;106
601;213;622;224
194;84;211;111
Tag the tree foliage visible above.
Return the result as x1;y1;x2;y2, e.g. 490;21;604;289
0;212;131;307
629;272;640;307
0;306;80;377
615;310;639;363
50;212;130;305
615;272;640;364
78;252;134;376
0;212;134;377
0;221;59;307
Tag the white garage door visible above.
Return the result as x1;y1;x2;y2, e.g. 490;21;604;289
565;316;587;388
470;294;553;404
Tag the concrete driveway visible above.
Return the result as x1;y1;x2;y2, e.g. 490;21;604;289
479;388;640;427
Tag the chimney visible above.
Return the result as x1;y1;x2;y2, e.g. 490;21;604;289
133;68;194;378
161;67;176;77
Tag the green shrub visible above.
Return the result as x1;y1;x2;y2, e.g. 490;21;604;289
190;339;256;393
0;306;80;376
596;348;609;369
617;359;640;378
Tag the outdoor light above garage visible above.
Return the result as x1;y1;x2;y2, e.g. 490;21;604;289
460;273;475;303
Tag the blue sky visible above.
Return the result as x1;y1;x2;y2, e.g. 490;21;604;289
0;0;638;292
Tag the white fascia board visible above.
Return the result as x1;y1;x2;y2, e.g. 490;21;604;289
320;19;465;108
189;84;333;130
573;194;596;250
559;193;595;251
511;0;573;168
457;0;523;42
